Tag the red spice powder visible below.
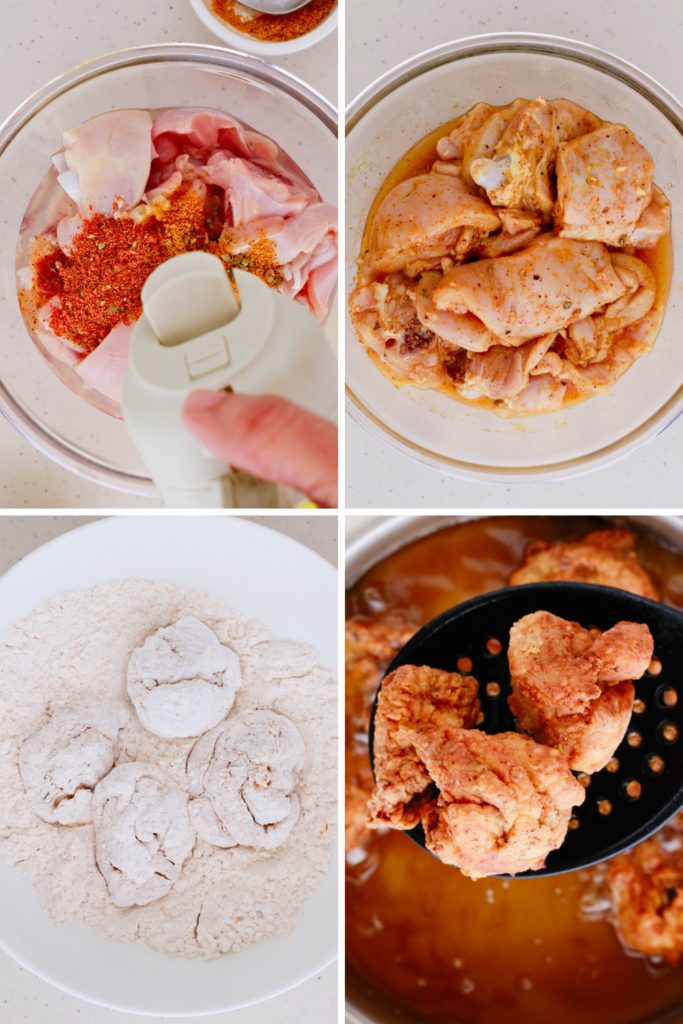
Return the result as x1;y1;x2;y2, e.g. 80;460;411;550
33;186;208;351
211;0;335;42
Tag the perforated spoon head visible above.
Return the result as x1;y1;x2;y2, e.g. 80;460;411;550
368;582;683;877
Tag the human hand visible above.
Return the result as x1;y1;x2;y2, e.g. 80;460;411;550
183;391;338;509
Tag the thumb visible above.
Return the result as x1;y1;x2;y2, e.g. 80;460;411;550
182;391;338;509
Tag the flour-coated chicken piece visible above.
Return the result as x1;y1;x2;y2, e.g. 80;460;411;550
433;236;625;342
366;664;480;830
415;728;585;878
508;611;654;773
470;98;601;220
510;528;659;599
555;124;658;246
367;174;501;274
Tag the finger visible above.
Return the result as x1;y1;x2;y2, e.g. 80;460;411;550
182;391;338;509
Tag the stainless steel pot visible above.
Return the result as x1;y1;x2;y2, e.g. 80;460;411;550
345;515;683;1024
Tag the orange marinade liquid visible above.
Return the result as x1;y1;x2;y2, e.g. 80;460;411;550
346;516;683;1024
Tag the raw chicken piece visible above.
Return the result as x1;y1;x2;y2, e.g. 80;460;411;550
629;185;671;248
206;154;314;224
56;110;154;252
606;817;683;965
510;528;659;599
345;617;416;854
35;295;84;367
367;174;501;274
555;124;658;246
461;99;530;190
496;374;568;416
349;277;449;389
465;334;557;400
433;236;626;342
508;611;654;773
415;728;585;878
436;102;496;161
366;664;480;830
470;97;601;220
472;209;541;259
76;320;134;404
411;270;500;352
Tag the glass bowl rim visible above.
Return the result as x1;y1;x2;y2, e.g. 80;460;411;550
344;32;683;484
0;43;338;496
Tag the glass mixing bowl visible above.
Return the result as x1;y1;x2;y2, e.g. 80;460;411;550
0;44;337;495
345;34;683;484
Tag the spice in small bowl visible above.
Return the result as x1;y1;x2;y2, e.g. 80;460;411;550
211;0;335;42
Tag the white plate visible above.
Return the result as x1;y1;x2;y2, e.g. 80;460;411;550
0;515;338;1017
346;35;683;482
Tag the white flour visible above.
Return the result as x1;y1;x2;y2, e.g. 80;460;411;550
0;579;337;959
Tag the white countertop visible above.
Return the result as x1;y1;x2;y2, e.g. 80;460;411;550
0;515;337;1023
345;0;683;509
0;0;336;509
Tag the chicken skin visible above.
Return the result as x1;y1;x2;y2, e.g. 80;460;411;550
509;527;659;600
345;617;416;853
367;174;501;274
555;124;669;248
366;664;480;830
606;816;683;965
508;611;654;773
414;728;585;878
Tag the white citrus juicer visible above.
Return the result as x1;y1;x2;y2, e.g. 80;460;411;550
121;251;337;508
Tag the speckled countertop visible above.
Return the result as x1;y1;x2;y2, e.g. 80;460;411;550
345;0;683;509
0;0;336;509
0;515;337;1023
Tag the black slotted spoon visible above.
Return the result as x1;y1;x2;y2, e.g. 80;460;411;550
368;582;683;877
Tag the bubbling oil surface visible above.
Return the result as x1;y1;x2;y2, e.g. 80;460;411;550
346;517;683;1024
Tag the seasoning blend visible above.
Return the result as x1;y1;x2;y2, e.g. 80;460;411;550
211;0;335;43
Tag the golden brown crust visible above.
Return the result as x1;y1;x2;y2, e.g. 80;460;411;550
366;664;480;830
606;817;683;965
508;610;653;773
509;528;659;600
415;729;585;878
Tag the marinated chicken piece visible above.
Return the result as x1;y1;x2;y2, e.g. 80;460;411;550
510;528;659;599
461;99;530;190
366;664;480;830
410;270;500;352
345;617;416;853
367;174;501;274
508;611;654;773
606;817;683;965
496;374;568;416
433;237;625;343
436;102;496;161
629;184;671;248
472;210;542;259
414;728;585;878
464;334;557;401
350;277;449;389
470;97;602;220
554;123;664;247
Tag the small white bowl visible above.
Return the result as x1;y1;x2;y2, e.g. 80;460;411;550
189;0;338;55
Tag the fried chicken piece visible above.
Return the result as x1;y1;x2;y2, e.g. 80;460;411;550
509;528;659;600
366;664;480;830
344;617;416;853
414;729;585;878
508;611;654;773
606;816;683;965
